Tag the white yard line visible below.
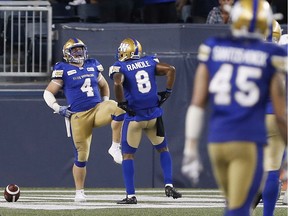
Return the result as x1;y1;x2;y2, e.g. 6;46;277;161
0;189;286;210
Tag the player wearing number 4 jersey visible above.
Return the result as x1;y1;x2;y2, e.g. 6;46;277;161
182;0;287;216
43;38;125;202
109;38;181;204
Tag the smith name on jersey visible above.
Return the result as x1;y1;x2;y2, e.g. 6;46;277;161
198;35;287;145
51;59;104;112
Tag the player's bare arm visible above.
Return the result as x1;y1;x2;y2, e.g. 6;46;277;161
113;72;125;103
270;71;287;143
98;73;110;100
156;63;176;90
191;63;209;108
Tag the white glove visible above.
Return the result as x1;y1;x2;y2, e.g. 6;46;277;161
181;139;203;185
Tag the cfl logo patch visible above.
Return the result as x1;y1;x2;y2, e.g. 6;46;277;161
119;43;129;52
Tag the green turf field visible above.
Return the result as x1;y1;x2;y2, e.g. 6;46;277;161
0;188;286;216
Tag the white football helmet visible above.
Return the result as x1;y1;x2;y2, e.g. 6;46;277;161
63;38;88;64
230;0;273;39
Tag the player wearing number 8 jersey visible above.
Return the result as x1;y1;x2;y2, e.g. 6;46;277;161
43;38;125;202
109;38;182;204
182;0;287;215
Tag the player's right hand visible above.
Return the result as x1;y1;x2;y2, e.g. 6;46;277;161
118;101;135;116
181;152;203;185
58;106;74;118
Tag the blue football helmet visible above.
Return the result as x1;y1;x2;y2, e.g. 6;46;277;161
117;38;142;62
63;38;88;64
230;0;273;39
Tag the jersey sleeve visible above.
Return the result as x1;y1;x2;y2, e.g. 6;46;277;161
51;62;64;80
270;45;287;73
109;62;122;79
197;38;214;63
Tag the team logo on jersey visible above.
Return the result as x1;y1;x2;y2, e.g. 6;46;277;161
108;66;121;76
52;70;63;78
67;70;77;76
97;65;104;72
87;67;95;72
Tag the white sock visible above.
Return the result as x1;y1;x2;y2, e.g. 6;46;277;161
165;184;173;188
111;142;120;148
127;194;136;198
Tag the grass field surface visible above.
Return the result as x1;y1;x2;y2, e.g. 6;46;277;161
0;188;286;216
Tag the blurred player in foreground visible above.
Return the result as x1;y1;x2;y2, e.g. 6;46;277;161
181;0;287;215
278;33;288;206
253;20;287;216
43;38;125;202
109;38;182;204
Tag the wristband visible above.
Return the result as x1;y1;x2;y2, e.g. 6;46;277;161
185;105;204;139
102;96;109;101
166;88;172;93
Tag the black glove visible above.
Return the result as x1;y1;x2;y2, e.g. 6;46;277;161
158;89;172;106
118;101;136;116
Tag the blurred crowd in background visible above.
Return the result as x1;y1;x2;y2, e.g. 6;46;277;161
46;0;287;24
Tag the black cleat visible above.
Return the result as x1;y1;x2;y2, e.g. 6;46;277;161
165;186;182;199
117;196;137;204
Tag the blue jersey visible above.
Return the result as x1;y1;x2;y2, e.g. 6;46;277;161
109;55;162;121
198;36;287;144
51;59;104;112
266;43;288;114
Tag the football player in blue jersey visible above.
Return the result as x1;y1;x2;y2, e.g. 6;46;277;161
43;38;125;202
109;38;182;204
181;0;287;215
279;34;288;206
252;19;287;216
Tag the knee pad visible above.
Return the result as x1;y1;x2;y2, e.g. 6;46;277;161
74;160;87;168
122;140;137;154
154;139;168;150
112;113;125;121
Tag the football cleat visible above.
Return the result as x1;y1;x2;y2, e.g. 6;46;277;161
283;191;288;205
117;38;142;62
74;191;87;202
63;38;88;64
117;196;137;204
230;0;273;39
165;186;182;199
108;144;123;164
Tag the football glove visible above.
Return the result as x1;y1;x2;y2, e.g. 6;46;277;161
181;152;203;185
118;101;135;116
58;105;74;118
158;89;172;106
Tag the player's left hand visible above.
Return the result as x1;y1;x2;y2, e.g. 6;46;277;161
181;152;203;185
58;106;74;118
158;89;172;106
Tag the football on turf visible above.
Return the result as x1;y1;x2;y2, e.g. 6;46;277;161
4;184;20;202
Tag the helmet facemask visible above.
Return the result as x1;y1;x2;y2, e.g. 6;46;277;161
63;38;88;64
66;46;87;64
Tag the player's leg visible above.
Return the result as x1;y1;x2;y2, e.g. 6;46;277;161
145;118;181;199
262;114;286;216
117;120;143;204
94;101;125;164
210;142;264;216
70;110;93;202
208;144;229;205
